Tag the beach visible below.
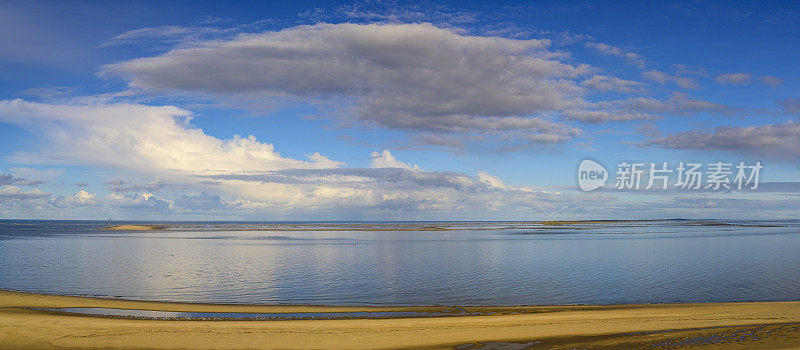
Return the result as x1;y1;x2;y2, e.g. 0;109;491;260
1;290;799;349
3;1;799;348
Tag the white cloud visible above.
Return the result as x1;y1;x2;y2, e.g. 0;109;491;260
647;121;800;159
584;42;645;68
0;185;50;201
642;70;699;89
0;99;340;176
300;2;478;25
778;98;800;115
758;75;783;86
202;167;612;213
8;167;63;184
102;192;170;210
581;74;643;93
102;26;226;47
98;23;744;142
103;23;593;141
101;20;277;48
477;171;506;189
106;178;167;192
561;110;657;123
0;98;611;216
569;92;732;123
0;173;43;186
714;73;752;85
713;73;782;86
370;150;420;171
51;190;96;207
607;92;732;116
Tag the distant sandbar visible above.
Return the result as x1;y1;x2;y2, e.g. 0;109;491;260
95;219;785;232
99;225;167;231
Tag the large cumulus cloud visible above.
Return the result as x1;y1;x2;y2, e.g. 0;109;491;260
102;23;659;141
0;99;609;216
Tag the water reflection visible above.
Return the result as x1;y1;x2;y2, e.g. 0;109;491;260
0;220;798;305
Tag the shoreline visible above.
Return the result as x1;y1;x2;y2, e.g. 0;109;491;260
2;290;799;349
7;288;799;309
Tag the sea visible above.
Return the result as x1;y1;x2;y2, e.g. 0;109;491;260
0;219;798;306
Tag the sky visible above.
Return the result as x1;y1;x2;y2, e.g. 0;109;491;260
0;0;799;220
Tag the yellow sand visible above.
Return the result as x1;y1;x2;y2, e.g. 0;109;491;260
1;290;798;349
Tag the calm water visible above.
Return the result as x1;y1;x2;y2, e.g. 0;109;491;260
0;220;798;306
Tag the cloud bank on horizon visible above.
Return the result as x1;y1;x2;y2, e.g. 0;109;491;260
0;1;798;220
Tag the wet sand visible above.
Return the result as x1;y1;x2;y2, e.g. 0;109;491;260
1;290;799;349
99;224;168;230
97;224;450;231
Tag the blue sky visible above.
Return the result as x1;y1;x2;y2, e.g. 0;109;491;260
0;0;798;220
